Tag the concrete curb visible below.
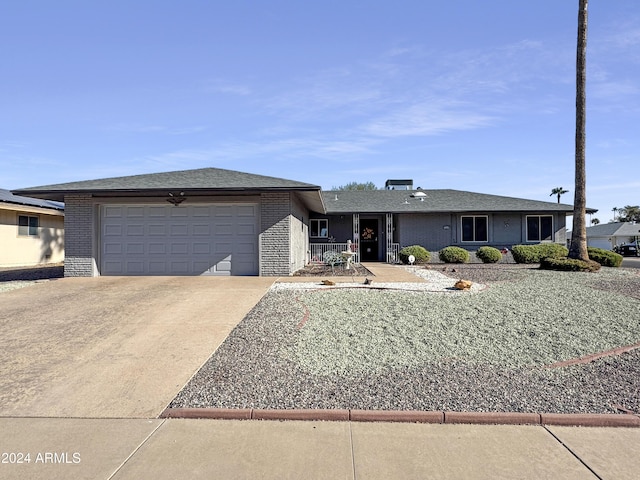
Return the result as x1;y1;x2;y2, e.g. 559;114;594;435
160;408;640;427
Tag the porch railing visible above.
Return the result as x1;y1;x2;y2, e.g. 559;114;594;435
387;243;401;263
310;243;359;264
310;242;402;264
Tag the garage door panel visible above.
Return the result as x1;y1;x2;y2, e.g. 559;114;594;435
237;223;256;235
126;207;145;217
192;206;211;217
148;224;166;235
171;243;189;254
193;224;210;235
104;243;123;255
126;225;144;236
101;204;258;276
170;224;188;236
126;243;144;255
126;261;145;274
236;242;256;254
148;206;167;217
193;243;211;254
104;224;122;236
148;243;166;255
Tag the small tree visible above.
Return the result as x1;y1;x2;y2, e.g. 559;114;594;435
619;205;640;223
590;218;600;225
331;181;378;191
550;187;569;204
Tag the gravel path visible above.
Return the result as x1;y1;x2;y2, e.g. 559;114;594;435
171;266;640;414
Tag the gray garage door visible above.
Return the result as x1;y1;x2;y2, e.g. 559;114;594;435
101;204;259;275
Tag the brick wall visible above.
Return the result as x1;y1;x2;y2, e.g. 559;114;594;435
260;192;291;276
63;195;95;277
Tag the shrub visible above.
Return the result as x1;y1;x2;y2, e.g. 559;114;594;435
439;246;470;263
587;247;623;267
476;246;502;263
540;257;601;272
322;250;344;267
399;245;430;264
512;244;569;264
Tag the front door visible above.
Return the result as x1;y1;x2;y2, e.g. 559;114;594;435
360;219;379;261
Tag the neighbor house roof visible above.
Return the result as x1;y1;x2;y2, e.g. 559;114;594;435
0;188;64;211
322;189;596;214
586;222;640;237
13;168;325;212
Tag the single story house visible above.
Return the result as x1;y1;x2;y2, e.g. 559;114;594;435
0;189;64;267
14;168;592;277
585;222;640;250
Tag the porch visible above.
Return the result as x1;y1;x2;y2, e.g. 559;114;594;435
309;242;401;265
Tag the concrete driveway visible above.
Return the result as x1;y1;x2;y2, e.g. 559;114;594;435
0;276;274;418
622;256;640;269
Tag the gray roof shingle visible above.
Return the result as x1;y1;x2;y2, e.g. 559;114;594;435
586;222;640;237
13;167;321;201
322;189;593;214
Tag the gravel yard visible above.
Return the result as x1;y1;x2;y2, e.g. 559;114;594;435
0;264;63;293
171;265;640;414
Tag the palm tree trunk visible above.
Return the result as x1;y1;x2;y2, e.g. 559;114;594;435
569;0;589;261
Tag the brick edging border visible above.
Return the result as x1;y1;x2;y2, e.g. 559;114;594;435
160;408;640;428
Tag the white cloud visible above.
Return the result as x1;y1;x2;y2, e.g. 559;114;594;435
362;101;496;138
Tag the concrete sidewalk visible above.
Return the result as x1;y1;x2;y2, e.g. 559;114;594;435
1;417;639;479
1;264;639;479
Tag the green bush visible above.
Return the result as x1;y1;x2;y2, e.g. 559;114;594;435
512;244;569;263
587;247;623;267
540;257;601;272
439;246;470;263
476;246;502;263
322;250;344;266
398;245;430;264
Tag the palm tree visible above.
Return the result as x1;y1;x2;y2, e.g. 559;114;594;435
612;207;618;222
550;187;569;203
569;0;589;261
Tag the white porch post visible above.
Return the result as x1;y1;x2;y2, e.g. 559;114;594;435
353;213;360;262
386;213;394;263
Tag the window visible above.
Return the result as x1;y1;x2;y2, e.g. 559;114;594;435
461;216;488;242
527;215;553;242
310;219;328;238
18;215;39;237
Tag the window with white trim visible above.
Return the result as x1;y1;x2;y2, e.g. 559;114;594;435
310;219;329;238
527;215;553;242
18;215;39;237
461;216;488;242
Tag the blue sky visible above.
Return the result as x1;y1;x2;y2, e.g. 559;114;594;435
1;0;638;222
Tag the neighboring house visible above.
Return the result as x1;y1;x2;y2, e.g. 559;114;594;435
14;168;592;277
585;222;640;250
0;189;64;267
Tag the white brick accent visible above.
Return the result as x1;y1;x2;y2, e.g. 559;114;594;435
63;195;94;277
260;192;291;276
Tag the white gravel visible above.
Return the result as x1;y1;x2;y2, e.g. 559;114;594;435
171;266;640;414
0;281;37;293
272;268;486;293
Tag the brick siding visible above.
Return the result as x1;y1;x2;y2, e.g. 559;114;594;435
63;195;94;277
260;192;291;276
